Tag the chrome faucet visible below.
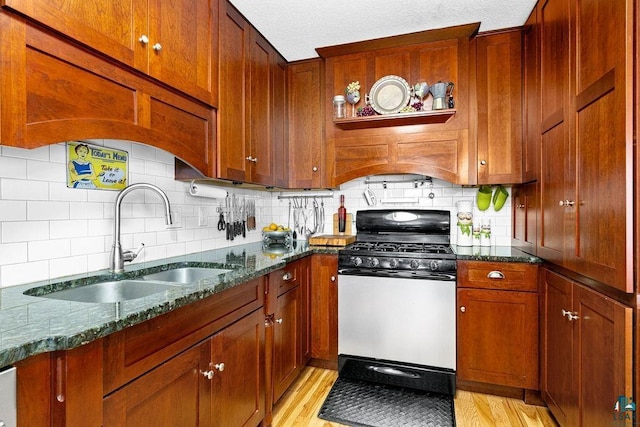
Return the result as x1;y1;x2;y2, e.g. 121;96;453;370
109;183;173;273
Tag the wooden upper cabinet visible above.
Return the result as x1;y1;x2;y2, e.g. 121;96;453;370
475;29;523;185
0;11;216;176
217;0;277;185
522;8;540;183
3;0;218;105
287;59;325;189
271;53;288;188
217;1;250;181
571;0;633;292
537;0;633;293
318;24;476;187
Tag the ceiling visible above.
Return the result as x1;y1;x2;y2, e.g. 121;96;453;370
229;0;538;62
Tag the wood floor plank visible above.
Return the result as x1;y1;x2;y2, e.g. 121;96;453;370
272;367;558;427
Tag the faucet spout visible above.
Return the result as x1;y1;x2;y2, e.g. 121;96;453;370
109;183;173;273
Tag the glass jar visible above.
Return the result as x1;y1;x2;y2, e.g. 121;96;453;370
333;95;346;119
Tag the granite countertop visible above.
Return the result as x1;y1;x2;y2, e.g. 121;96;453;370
453;245;543;263
0;242;538;369
0;242;321;369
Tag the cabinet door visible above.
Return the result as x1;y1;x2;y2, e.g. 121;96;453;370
271;53;288;188
217;0;250;181
287;59;324;188
273;286;301;403
310;254;338;365
541;269;575;427
512;182;537;254
104;340;212;427
522;8;540;182
3;0;141;68
476;30;523;184
457;288;538;389
247;30;274;185
211;309;265;427
574;284;632;426
537;0;573;266
571;0;633;292
147;0;217;104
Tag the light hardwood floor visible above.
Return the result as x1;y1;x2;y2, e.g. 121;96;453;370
272;367;558;426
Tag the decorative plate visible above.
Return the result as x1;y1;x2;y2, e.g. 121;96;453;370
368;75;412;115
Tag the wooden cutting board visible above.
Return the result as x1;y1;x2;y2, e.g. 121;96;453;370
308;234;356;246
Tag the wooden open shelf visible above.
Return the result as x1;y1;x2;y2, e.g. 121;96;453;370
334;108;456;129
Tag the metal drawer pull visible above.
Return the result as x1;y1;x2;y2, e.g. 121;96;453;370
282;272;293;281
561;309;580;321
487;271;505;279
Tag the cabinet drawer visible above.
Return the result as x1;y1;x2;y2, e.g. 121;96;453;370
457;261;538;291
270;265;302;296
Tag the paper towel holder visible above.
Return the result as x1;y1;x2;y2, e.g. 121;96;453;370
188;180;228;199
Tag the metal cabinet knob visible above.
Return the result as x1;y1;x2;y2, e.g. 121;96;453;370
487;271;505;279
215;362;225;372
152;43;162;52
460;306;466;313
517;204;525;209
561;309;579;321
330;275;336;282
138;35;149;44
480;160;487;165
245;156;258;163
200;370;214;380
275;318;283;324
282;272;293;281
559;200;575;207
312;166;318;172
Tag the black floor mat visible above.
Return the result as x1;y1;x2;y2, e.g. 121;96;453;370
318;376;456;427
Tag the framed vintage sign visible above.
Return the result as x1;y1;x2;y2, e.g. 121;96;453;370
66;141;128;190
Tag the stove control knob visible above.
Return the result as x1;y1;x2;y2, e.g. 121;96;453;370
369;257;380;267
429;260;440;271
389;258;399;269
410;259;420;270
352;257;362;266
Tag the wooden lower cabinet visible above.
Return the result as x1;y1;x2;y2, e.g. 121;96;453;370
210;309;265;427
272;286;302;403
457;261;539;391
104;341;212;426
104;308;265;427
309;254;338;366
542;269;633;427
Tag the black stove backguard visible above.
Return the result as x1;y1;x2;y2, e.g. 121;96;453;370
354;209;451;244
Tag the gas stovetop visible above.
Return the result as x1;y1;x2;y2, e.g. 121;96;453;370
337;209;456;279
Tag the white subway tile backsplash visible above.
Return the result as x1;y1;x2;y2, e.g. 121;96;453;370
27;201;70;221
0;200;27;221
0;142;515;288
0;157;27;179
50;220;88;240
1;179;49;201
29;239;71;261
2;221;49;243
0;243;28;265
27;160;65;182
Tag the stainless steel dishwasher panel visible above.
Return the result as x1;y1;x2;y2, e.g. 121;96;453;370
0;366;17;427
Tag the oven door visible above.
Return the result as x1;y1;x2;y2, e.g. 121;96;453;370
338;274;456;370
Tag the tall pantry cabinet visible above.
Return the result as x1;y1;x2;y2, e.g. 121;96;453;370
536;0;633;293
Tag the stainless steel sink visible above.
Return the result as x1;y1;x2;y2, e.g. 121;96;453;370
142;267;232;284
37;280;180;303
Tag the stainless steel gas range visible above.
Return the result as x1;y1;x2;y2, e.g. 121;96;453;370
337;209;456;395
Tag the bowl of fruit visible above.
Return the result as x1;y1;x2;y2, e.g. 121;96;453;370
262;223;293;246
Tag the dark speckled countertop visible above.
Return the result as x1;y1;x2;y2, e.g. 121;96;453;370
453;245;543;263
0;242;538;369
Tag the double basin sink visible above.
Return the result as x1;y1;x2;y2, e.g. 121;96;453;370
28;267;232;304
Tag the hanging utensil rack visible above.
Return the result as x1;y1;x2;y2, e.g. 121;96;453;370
364;175;432;189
